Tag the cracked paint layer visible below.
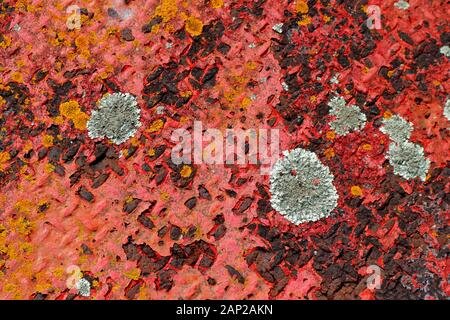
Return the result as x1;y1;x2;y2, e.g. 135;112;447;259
0;0;448;301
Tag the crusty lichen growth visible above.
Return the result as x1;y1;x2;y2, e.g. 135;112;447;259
444;97;450;122
387;141;430;181
328;96;367;136
87;93;141;145
269;148;339;225
76;278;91;297
380;114;413;143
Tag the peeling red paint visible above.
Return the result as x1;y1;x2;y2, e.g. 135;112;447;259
0;0;448;300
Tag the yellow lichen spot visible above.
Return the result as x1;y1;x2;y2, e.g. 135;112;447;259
350;185;363;197
326;131;335;140
0;96;6;107
180;165;192;178
0;36;12;48
155;0;179;22
59;100;80;119
10;216;34;236
151;24;161;33
185;16;203;37
323;15;331;23
0;151;11;170
148;148;156;157
13;199;33;214
125;268;141;280
147;119;165;133
324;147;335;159
124;195;134;204
160;191;170;201
245;61;257;70
11;72;23;83
45;163;55;173
310;95;317;103
297;15;312;26
72;111;89;130
4;283;17;293
130;137;140;147
387;70;394;78
362;143;372;151
383;110;393;119
240;97;252;109
75;35;89;50
16;60;25;68
35;283;52;293
180;90;192;98
42;135;54;148
179;11;188;21
19;242;33;253
224;90;237;103
79;49;91;60
295;1;309;14
53;116;65;125
23;141;33;154
211;0;224;9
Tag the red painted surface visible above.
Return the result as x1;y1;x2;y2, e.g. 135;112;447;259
0;0;448;299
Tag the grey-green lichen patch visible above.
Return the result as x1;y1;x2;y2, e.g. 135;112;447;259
444;97;450;121
76;278;91;297
380;114;413;143
387;141;430;181
87;92;141;145
328;96;367;136
269;148;339;225
440;45;450;58
394;0;410;10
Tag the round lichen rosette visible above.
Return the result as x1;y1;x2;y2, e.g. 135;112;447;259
87;92;142;145
269;148;339;225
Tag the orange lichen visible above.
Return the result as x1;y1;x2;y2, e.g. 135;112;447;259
74;35;89;50
326;131;336;140
124;268;141;280
160;191;170;201
211;0;224;9
13;199;33;215
59;100;81;119
383;110;393;119
59;100;87;130
42;135;54;148
154;0;179;22
240;97;252;109
350;185;363;197
297;16;312;26
11;72;23;83
0;36;12;48
185;16;203;37
72;111;89;130
147;119;165;133
9;216;34;236
295;1;309;14
44;163;55;173
180;165;192;178
324;148;335;159
0;151;10;171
